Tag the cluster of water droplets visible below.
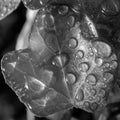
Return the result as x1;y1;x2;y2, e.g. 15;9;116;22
0;0;120;117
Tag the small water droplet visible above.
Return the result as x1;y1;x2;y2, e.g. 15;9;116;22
67;16;75;27
90;102;98;111
110;61;118;69
75;88;84;101
83;101;90;109
79;62;89;72
99;89;106;97
76;50;84;59
96;96;101;103
58;5;69;15
95;58;103;66
86;74;97;85
66;73;76;84
69;38;78;49
27;103;32;110
52;54;68;68
44;14;54;28
90;89;97;96
103;72;114;82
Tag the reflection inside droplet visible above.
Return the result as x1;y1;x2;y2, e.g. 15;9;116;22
76;50;84;59
69;38;78;49
52;54;68;68
67;16;75;27
86;74;97;85
66;73;76;84
58;5;69;15
27;76;45;92
79;62;89;72
75;88;84;101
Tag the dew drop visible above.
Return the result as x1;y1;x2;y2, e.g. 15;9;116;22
58;5;69;15
52;54;68;68
90;102;98;111
95;58;103;67
79;62;89;72
90;89;97;96
67;16;75;27
103;72;114;82
83;101;90;109
66;73;76;84
68;38;78;49
76;50;84;59
75;88;84;101
86;74;97;85
96;96;101;103
44;14;54;28
99;89;106;97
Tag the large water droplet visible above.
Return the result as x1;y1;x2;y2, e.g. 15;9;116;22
95;57;103;67
66;73;76;84
68;38;78;49
86;74;97;85
93;41;111;58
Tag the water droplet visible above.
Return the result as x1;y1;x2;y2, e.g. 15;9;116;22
75;88;84;101
83;101;90;109
79;62;89;72
90;89;97;96
76;50;84;59
103;72;114;82
93;41;111;58
96;96;101;103
69;38;78;49
90;102;98;111
99;89;106;97
67;16;75;27
66;73;76;84
52;54;68;68
110;60;118;69
44;14;54;28
86;74;97;85
58;5;69;15
95;58;103;66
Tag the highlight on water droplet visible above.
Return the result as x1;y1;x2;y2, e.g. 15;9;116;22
66;73;76;84
68;38;78;49
58;5;69;15
86;74;97;85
